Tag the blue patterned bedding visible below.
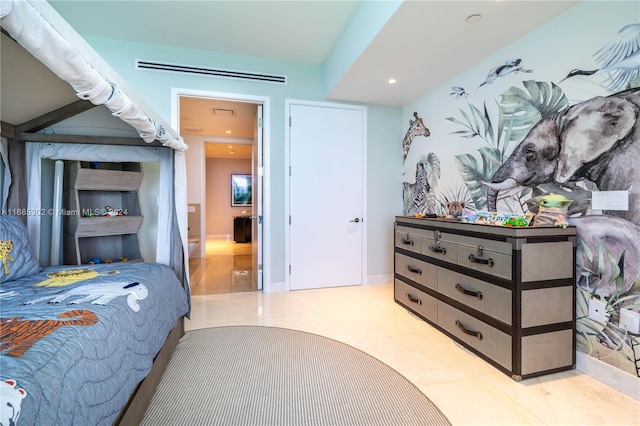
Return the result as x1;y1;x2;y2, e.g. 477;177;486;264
0;262;189;426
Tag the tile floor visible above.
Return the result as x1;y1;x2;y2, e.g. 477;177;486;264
189;238;255;295
186;284;640;425
185;238;639;425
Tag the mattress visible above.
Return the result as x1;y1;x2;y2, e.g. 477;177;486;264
0;261;189;426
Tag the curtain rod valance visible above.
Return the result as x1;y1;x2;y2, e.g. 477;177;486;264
0;0;187;152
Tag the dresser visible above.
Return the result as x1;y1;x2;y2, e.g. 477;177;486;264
394;216;577;380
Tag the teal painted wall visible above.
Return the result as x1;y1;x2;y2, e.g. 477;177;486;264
82;36;402;283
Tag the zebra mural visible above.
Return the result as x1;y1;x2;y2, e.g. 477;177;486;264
402;112;430;165
403;153;441;216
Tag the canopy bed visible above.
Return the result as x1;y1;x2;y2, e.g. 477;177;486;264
1;1;191;424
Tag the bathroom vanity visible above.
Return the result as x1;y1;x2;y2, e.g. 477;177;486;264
233;216;252;243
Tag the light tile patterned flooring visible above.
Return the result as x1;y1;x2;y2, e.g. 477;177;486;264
186;242;639;425
189;238;255;295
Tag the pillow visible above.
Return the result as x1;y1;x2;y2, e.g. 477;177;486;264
1;215;41;282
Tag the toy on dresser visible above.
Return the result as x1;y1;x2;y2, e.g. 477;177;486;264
529;194;573;228
445;200;466;219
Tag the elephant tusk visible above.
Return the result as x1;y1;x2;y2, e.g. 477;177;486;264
496;185;526;200
482;177;519;192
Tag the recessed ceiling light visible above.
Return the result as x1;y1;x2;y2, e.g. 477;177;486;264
388;78;397;84
228;145;233;148
466;14;482;24
229;151;235;155
225;130;232;134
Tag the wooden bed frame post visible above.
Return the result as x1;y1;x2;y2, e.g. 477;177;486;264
7;139;27;223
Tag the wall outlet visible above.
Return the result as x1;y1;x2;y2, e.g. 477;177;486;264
588;299;607;323
619;308;640;334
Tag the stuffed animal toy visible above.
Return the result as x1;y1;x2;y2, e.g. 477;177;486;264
531;194;573;228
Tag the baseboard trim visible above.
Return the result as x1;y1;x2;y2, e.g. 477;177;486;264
265;281;287;293
207;234;230;239
576;351;640;400
366;274;392;284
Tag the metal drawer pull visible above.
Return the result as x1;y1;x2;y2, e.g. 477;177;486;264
455;283;483;300
456;320;483;340
406;265;422;275
401;234;414;246
468;254;494;267
429;245;446;255
429;230;446;254
406;293;422;305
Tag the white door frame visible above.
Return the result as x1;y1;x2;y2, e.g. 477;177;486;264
171;88;271;292
284;99;367;291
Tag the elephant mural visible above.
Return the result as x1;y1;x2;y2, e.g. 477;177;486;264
485;88;640;224
572;215;640;298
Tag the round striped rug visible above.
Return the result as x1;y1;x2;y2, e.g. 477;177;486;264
142;326;450;425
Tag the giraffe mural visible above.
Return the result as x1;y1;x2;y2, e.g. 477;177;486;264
402;112;430;164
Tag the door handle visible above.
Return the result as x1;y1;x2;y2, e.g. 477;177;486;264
350;218;361;223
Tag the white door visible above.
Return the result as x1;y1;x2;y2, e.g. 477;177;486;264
288;102;366;290
252;105;263;290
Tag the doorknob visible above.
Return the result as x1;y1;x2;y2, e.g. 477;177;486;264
350;218;361;223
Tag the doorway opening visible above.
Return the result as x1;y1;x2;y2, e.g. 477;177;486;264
172;89;270;295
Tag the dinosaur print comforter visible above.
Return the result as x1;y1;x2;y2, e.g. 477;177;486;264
0;262;189;426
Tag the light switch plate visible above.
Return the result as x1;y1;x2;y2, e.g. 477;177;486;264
620;308;640;334
592;190;629;211
588;299;607;323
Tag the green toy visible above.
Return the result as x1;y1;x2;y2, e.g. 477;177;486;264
532;193;573;228
503;216;528;227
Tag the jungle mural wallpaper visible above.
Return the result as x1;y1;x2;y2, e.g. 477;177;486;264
402;17;640;378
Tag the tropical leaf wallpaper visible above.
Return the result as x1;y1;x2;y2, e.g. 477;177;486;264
401;2;640;379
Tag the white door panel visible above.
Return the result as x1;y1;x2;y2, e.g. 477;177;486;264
289;103;365;290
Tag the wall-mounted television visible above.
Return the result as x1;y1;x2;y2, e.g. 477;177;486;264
231;174;252;207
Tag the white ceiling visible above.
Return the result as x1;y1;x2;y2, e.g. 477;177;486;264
327;0;579;105
48;0;578;106
4;1;579;157
180;97;257;138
